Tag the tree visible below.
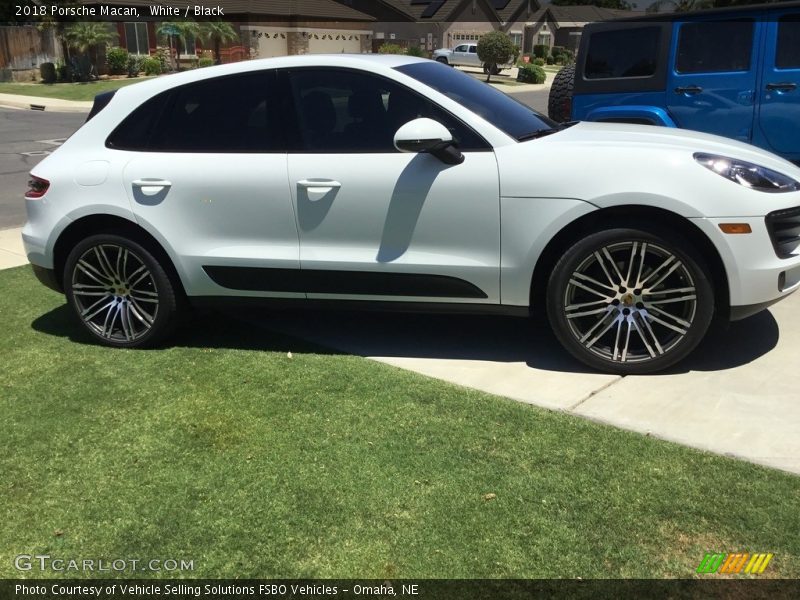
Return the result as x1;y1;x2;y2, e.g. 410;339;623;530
646;0;713;13
199;21;239;65
477;31;515;83
157;21;200;71
64;22;118;78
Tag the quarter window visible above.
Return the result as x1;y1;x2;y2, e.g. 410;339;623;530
585;27;660;79
286;69;487;153
107;71;283;153
676;20;754;74
776;14;800;69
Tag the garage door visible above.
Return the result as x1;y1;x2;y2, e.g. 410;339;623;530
255;29;288;58
308;33;361;54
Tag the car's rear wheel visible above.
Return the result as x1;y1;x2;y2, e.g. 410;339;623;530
546;228;714;374
64;234;178;348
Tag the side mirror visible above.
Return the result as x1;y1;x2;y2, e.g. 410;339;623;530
393;118;464;165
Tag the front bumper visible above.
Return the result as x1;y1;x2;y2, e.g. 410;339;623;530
691;215;800;319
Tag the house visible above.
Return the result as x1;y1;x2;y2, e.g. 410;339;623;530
522;5;638;55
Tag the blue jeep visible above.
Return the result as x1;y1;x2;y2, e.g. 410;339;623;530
547;2;800;164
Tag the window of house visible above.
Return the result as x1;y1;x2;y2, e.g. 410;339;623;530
124;22;149;55
509;32;522;48
585;26;660;79
776;14;800;69
676;20;754;73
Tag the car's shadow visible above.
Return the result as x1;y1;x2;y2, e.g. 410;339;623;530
32;303;779;374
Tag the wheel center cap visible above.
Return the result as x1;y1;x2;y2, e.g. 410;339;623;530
621;293;635;306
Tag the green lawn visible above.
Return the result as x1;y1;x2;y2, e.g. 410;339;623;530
0;78;154;102
1;265;798;579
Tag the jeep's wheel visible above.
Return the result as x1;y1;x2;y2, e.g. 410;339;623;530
546;228;714;374
548;63;575;123
64;234;178;348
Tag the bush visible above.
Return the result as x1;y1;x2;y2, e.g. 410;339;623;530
39;62;56;84
406;45;426;58
477;31;515;81
126;55;142;77
106;47;129;75
153;48;170;73
141;55;162;76
546;55;555;65
533;44;549;59
56;61;71;82
198;57;214;68
551;45;565;58
533;57;545;66
378;43;405;55
517;63;546;84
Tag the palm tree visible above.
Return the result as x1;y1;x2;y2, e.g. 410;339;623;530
64;22;118;79
157;21;200;71
646;0;714;13
200;21;239;65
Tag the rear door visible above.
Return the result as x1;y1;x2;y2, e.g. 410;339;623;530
467;44;481;67
667;18;760;143
755;11;800;158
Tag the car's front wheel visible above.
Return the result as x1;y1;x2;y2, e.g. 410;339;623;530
436;57;449;65
63;234;179;348
546;228;714;374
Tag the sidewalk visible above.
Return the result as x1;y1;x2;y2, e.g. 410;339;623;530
0;227;27;269
455;65;555;93
0;93;91;113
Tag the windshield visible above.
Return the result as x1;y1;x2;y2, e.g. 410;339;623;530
395;61;558;141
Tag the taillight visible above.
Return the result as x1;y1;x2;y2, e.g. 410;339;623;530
25;175;50;199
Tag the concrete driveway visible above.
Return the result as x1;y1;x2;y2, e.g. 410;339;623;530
242;296;800;476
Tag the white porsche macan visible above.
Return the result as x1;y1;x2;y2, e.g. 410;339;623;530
22;55;800;374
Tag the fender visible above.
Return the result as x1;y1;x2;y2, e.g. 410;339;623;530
583;105;678;127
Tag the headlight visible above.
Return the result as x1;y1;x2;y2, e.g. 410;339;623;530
694;153;800;193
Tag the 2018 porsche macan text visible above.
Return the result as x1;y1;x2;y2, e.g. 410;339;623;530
22;56;800;374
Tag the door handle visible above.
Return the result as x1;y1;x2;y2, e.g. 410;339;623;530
297;179;341;195
132;179;171;196
674;85;703;95
766;82;797;92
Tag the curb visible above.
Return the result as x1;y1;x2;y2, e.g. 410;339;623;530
0;94;91;113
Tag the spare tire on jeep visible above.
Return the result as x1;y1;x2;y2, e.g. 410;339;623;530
548;64;575;123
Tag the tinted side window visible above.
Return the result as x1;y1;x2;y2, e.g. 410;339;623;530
585;27;660;79
676;20;754;74
287;69;488;153
107;71;283;152
776;14;800;69
455;45;468;52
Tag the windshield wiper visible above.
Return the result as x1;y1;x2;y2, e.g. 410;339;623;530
517;128;559;141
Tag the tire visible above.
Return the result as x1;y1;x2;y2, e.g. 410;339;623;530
436;57;449;65
547;63;575;123
63;233;179;348
545;228;714;375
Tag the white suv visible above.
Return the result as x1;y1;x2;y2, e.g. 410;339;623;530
22;55;800;374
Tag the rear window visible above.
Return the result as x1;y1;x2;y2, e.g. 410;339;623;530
107;71;284;153
776;14;800;69
676;20;754;74
584;27;661;79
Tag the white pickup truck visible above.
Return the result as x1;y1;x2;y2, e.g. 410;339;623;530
432;42;512;75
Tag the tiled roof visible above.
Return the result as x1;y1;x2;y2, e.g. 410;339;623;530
533;5;639;28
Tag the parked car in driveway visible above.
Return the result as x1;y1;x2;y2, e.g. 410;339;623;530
433;42;511;75
548;2;800;164
22;55;800;374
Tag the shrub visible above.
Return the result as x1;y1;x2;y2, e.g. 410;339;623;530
198;57;214;68
153;48;170;73
533;57;545;66
533;44;549;59
378;43;405;55
56;61;71;82
126;55;142;77
39;62;57;84
141;56;162;76
551;45;565;58
106;47;129;75
546;55;555;65
517;63;546;84
406;45;426;58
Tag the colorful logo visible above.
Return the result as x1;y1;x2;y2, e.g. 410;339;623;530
696;552;774;575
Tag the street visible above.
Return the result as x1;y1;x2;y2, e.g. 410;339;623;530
0;86;549;230
0;108;86;229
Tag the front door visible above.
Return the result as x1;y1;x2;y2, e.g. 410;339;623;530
755;11;800;158
282;68;501;304
667;18;760;143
